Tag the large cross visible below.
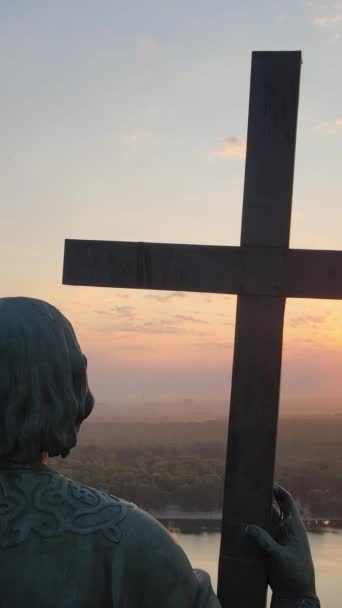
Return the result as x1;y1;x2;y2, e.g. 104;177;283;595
62;52;342;608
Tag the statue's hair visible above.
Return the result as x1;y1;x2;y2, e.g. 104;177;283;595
0;297;94;463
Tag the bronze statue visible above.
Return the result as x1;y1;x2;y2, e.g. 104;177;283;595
0;297;320;607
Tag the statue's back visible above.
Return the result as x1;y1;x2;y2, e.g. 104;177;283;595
0;463;220;608
0;463;138;607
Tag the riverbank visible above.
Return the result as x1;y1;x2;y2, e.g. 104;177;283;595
149;509;221;520
148;509;342;530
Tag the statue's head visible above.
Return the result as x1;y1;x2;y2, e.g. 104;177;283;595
0;297;94;463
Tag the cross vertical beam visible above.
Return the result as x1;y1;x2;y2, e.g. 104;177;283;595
217;52;301;608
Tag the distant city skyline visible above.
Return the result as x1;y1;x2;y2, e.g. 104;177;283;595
1;1;341;407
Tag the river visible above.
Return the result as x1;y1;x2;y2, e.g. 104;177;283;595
168;526;342;607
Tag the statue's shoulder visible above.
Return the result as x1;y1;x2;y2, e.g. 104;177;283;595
0;466;135;548
124;505;179;548
123;507;202;606
123;506;193;573
41;469;138;543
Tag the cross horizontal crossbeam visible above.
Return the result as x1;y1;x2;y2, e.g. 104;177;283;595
63;239;342;299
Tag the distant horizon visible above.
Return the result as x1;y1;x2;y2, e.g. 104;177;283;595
87;395;342;422
94;395;342;403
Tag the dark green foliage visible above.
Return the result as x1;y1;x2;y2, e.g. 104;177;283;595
53;444;225;511
52;416;342;516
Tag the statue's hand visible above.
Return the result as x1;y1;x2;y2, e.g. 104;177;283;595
246;484;316;596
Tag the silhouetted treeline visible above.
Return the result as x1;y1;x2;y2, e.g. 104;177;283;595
52;416;342;517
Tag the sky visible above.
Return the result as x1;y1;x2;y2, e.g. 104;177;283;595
1;0;342;407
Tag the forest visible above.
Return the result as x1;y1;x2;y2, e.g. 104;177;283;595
52;415;342;517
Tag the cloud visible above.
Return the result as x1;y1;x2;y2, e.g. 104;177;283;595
93;308;211;336
215;137;246;159
119;321;182;335
145;292;187;303
313;118;342;134
312;121;337;135
115;305;136;318
313;13;342;26
287;313;328;329
172;314;208;325
93;305;136;319
115;320;211;336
